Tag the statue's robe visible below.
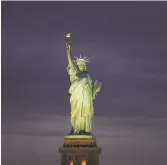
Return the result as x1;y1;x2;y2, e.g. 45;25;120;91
67;62;94;134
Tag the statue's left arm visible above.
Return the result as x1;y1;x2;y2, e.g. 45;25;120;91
92;80;102;100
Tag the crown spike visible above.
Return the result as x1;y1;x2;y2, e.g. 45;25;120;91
74;56;79;60
83;56;87;60
74;54;90;64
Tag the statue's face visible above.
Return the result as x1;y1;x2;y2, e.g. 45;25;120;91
77;62;86;72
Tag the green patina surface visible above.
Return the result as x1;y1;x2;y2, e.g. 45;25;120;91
65;34;102;135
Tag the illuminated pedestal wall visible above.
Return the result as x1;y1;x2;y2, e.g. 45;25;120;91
59;136;101;165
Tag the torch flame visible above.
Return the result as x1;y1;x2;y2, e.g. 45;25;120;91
66;33;71;38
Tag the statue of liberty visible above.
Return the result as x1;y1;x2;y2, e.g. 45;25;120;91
65;33;102;135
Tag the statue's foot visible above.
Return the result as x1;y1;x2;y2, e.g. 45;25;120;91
76;130;93;136
68;128;74;135
68;128;94;136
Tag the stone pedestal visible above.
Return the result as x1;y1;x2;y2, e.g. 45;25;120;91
59;135;101;165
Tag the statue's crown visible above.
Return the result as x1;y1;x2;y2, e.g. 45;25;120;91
74;54;90;64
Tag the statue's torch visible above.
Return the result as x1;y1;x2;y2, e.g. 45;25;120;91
65;33;72;44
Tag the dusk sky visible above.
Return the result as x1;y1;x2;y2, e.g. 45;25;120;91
1;1;167;117
1;1;167;165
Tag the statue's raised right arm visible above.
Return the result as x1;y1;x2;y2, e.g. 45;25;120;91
65;33;73;67
65;33;79;83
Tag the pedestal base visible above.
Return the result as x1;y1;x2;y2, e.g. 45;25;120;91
64;135;97;147
59;135;101;165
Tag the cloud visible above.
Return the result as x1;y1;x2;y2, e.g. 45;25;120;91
2;115;167;165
